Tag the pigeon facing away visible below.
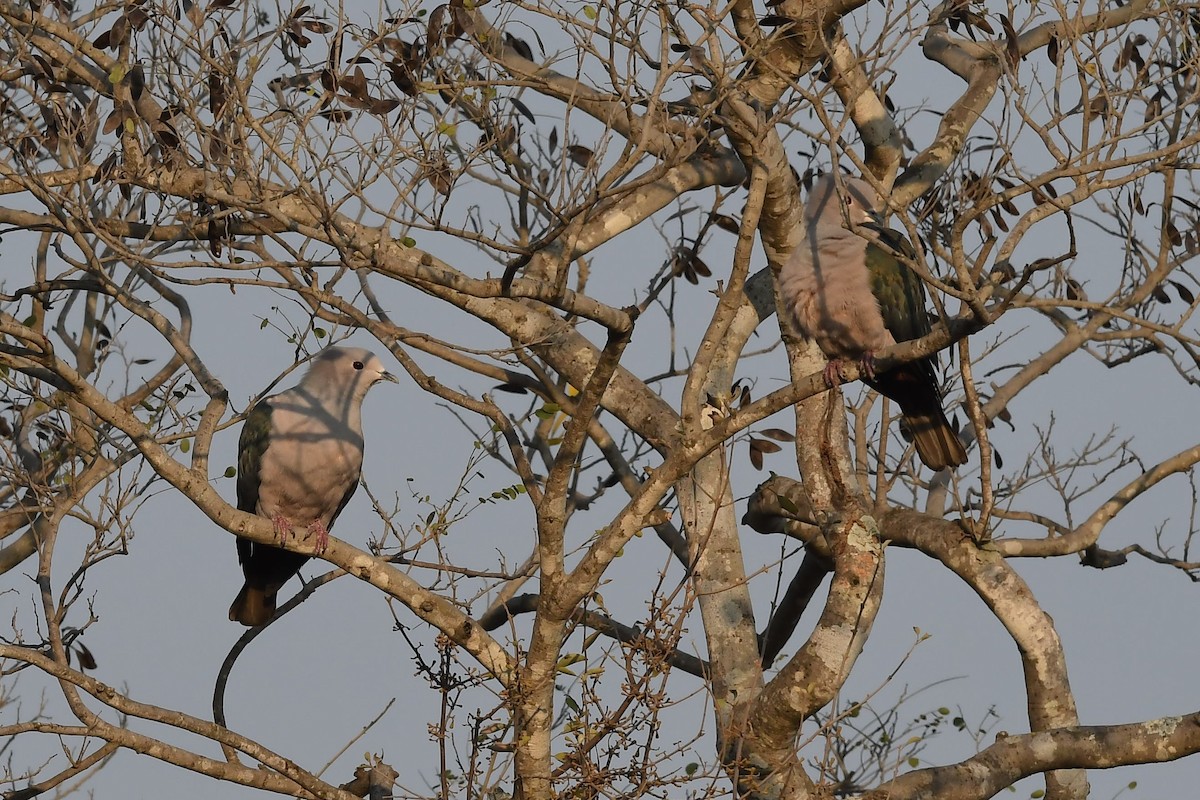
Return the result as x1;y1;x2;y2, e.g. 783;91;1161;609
778;174;967;471
229;346;398;626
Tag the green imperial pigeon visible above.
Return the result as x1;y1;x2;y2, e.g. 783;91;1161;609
229;346;398;626
778;174;967;471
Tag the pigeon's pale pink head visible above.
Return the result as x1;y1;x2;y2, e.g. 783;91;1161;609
301;346;398;402
803;174;880;228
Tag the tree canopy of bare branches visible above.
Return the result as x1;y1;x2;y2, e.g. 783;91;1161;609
3;0;1200;799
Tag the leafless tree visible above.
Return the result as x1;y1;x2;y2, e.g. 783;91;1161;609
3;1;1200;799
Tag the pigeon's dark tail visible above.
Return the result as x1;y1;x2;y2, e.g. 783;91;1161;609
901;405;968;471
229;584;276;627
868;360;968;472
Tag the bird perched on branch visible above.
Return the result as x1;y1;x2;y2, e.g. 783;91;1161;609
229;346;398;626
777;174;967;471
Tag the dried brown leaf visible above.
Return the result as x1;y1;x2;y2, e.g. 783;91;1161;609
319;108;353;124
368;97;399;115
74;643;98;670
712;213;741;234
510;97;535;124
386;62;416;96
209;71;227;115
300;19;332;34
566;144;594;168
748;440;763;471
153;120;180;150
1166;221;1182;247
999;14;1021;69
92;151;119;184
1172;280;1196;304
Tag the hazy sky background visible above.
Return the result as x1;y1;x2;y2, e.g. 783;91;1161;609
4;0;1200;798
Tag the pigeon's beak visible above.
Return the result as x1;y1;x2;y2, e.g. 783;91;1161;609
379;370;399;384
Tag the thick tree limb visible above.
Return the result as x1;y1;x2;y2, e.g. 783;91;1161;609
871;713;1200;800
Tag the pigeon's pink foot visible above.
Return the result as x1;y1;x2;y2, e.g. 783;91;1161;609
822;360;845;388
307;519;330;554
272;515;295;544
859;351;877;381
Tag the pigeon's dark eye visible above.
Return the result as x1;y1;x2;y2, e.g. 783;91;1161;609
352;360;365;370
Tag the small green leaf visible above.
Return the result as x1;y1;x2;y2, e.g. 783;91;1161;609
180;439;190;453
534;402;561;420
1030;792;1044;799
224;466;237;478
110;64;126;83
907;757;919;768
685;763;699;776
401;236;417;247
260;318;270;329
556;653;584;670
582;5;597;19
314;327;327;339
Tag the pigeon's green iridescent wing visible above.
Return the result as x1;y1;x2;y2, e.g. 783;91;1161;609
236;400;273;515
866;227;931;345
864;226;967;471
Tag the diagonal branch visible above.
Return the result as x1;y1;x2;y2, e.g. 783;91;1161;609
871;712;1200;800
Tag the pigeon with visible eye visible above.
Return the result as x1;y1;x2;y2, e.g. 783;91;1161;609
778;174;967;471
229;346;398;626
